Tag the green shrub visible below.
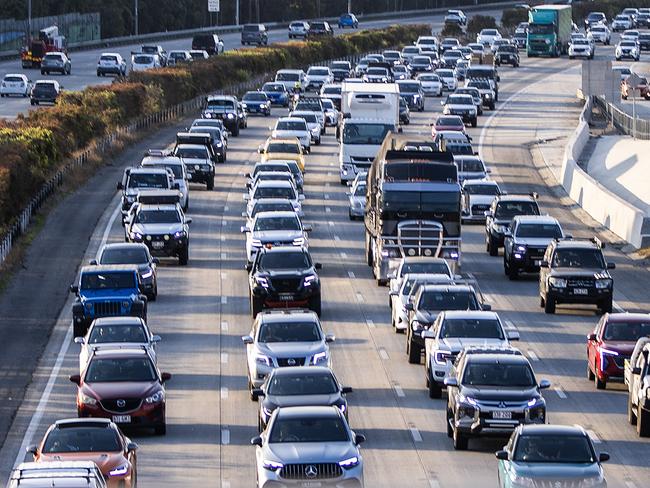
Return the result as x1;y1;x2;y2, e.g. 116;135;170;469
467;15;498;37
501;8;529;30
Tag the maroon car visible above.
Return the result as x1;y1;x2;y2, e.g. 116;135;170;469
70;348;171;435
431;114;465;138
587;313;650;389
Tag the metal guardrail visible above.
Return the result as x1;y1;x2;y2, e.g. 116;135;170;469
0;51;370;266
593;95;650;140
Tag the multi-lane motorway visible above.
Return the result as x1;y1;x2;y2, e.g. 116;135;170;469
2;12;650;488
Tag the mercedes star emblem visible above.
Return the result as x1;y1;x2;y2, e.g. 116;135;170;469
305;465;318;479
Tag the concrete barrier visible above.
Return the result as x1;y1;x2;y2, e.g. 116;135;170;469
560;96;650;248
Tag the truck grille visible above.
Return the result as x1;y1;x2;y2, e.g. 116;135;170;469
280;463;343;480
397;221;444;257
100;398;142;413
94;301;123;317
271;277;301;292
276;357;306;367
567;279;594;287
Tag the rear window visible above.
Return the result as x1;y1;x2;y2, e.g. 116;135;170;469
43;427;121;453
100;55;118;62
244;24;261;32
4;75;24;82
81;272;136;290
133;55;153;64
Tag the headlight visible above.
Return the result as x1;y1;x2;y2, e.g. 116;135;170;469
79;392;97;406
255;354;272;366
130;231;143;240
337;403;347;413
434;350;451;365
263;459;283;471
251;238;262;247
293;237;305;246
544;39;551;44
145;390;164;404
145;235;152;241
141;270;153;279
173;230;186;239
226;113;235;119
260;104;267;109
411;320;428;331
303;274;317;287
256;276;269;288
108;464;129;477
548;277;567;288
339;456;360;469
443;107;450;115
595;278;613;289
516;245;526;252
311;351;328;365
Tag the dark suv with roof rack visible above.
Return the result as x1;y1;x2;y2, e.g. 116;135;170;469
539;237;615;314
485;193;540;256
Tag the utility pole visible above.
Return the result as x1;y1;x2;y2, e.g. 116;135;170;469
347;0;351;14
134;0;139;35
236;0;240;25
27;0;32;40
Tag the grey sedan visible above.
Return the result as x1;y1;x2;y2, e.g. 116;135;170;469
41;52;71;75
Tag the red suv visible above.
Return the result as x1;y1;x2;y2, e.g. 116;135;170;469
69;347;171;434
587;313;650;389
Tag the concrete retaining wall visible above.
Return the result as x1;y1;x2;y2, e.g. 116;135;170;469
560;97;649;248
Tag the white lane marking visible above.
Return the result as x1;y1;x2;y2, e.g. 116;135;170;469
613;301;625;313
366;319;375;328
329;163;333;167
340;252;348;259
221;387;229;400
429;480;441;488
221;296;228;304
410;427;423;442
356;292;364;302
224;206;229;212
221;252;227;260
325;207;331;213
394;385;405;397
348;271;355;279
221;235;226;242
223;482;231;488
221;429;230;445
555;387;567;399
625;481;638;488
328;221;334;226
378;348;389;360
14;203;122;468
527;350;539;362
222;220;227;227
334;235;341;242
221;321;229;331
221;272;227;279
220;353;228;364
324;194;330;200
587;430;601;444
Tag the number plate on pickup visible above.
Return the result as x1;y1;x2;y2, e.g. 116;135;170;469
492;411;512;419
534;260;542;266
573;288;588;295
278;293;294;301
112;415;131;423
151;241;164;249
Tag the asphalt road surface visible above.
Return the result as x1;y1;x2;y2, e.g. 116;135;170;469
2;24;650;488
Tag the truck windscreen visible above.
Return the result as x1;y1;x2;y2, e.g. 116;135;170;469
528;24;554;34
384;162;456;182
343;123;393;145
382;190;459;212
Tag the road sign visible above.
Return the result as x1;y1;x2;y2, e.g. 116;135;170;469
627;72;643;89
208;0;220;12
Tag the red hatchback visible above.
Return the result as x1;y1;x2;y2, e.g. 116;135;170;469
70;347;171;434
431;114;465;138
587;313;650;389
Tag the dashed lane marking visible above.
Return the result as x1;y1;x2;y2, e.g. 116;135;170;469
340;252;348;259
348;271;355;279
324;194;330;200
221;235;226;242
221;429;230;445
221;321;229;331
555;387;567;399
221;252;227;260
220;353;228;364
527;350;539;362
224;206;229;212
378;348;389;360
334;235;341;242
410;427;422;442
366;319;375;328
328;221;334;226
394;385;405;397
221;296;228;305
221;387;229;400
325;207;331;213
356;292;364;302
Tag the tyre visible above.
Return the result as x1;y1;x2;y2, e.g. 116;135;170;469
315;137;321;146
251;296;264;317
321;126;326;135
471;118;477;128
249;378;259;401
232;125;240;137
507;261;518;281
490;103;495;110
446;411;454;437
258;416;264;432
365;234;373;266
207;178;214;191
30;100;34;105
487;235;498;256
73;321;88;339
544;296;556;314
309;295;322;316
428;371;442;399
595;365;607;390
41;70;45;75
97;71;101;77
600;298;613;314
154;423;167;435
629;396;638;425
638;404;650;437
178;245;189;266
407;338;421;364
587;362;595;381
453;428;468;450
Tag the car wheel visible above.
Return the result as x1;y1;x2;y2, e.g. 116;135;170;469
30;100;34;105
97;71;101;77
453;428;468;450
587;362;595;381
41;70;45;75
309;295;322;316
629;396;638;425
471;118;477;128
232;125;240;137
251;296;264;317
595;364;606;390
507;261;518;281
249;378;259;401
258;416;264;432
428;372;442;399
638;404;650;437
544;296;556;314
154;423;166;435
446;411;454;437
599;298;613;314
178;245;189;266
407;339;421;364
207;178;215;190
487;236;498;256
365;234;373;267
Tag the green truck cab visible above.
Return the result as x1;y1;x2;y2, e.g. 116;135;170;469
527;5;572;57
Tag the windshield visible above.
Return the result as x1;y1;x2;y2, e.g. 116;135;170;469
436;116;463;127
403;47;419;54
418;291;479;311
243;25;260;32
603;321;650;341
169;52;186;60
447;95;473;105
33;83;57;93
444;51;462;59
252;202;294;216
258;321;321;343
100;55;118;62
80;272;135;290
574;40;589;46
133;55;153;64
309;68;329;76
494;201;539;219
401;262;450;277
331;62;349;69
135;209;181;224
100;247;147;265
258;251;309;270
467;80;491;90
85;357;157;382
528;23;554;34
342;123;393;145
43;427;121;453
552;249;605;268
147;163;182;179
463;362;534;387
482;29;497;35
127;173;167;189
621;41;637;47
268;373;337;395
295;113;317;123
436;69;453;77
322;86;341;94
439;318;503;338
253;165;289;176
516;223;562;238
276;72;300;81
457;159;484;172
464;184;499;196
412;57;430;65
499;46;517;53
276;120;307;131
354;184;367;197
513;435;595;464
206;99;235;110
89;324;147;344
367;68;388;75
263;83;284;92
254;186;296;199
175;147;208;159
382;191;459;213
269;417;348;443
399;82;420;93
420;75;439;82
267;142;300;154
254;216;300;231
244;93;267;101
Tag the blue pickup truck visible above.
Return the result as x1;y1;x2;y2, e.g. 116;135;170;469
70;265;147;338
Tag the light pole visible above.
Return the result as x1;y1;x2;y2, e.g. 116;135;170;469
347;0;351;14
236;0;240;25
27;0;32;40
134;0;139;36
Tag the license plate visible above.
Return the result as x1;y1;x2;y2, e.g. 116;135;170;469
492;411;512;419
534;260;541;266
301;483;322;488
112;415;131;423
151;241;164;249
279;293;294;301
573;288;588;295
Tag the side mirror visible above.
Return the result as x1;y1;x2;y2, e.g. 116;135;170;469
507;329;519;341
389;291;398;297
325;333;336;343
633;366;642;375
152;258;160;264
421;330;435;339
251;436;263;447
299;194;306;201
539;260;549;268
127;442;138;452
173;182;180;190
241;226;251;233
258;146;265;154
303;224;313;232
314;262;322;270
354;433;366;445
495;450;509;461
252;388;265;398
117;182;124;190
587;333;597;341
443;377;458;387
538;379;551;390
161;372;172;382
607;262;616;270
242;335;254;344
74;337;85;344
69;374;81;385
599;452;610;463
484;210;493;217
481;303;492;311
26;445;38;457
185;217;193;224
243;194;250;201
245;263;253;272
246;182;252;190
89;259;98;265
151;335;162;343
440;100;445;105
497;75;501;81
405;303;414;311
69;284;79;294
341;386;353;394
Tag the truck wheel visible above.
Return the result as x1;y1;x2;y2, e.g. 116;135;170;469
544;296;556;314
73;321;87;339
599;298;613;314
154;423;167;436
407;339;421;364
365;234;373;266
638;404;650;437
207;178;214;191
629;396;638;425
453;428;468;450
249;378;259;401
178;245;189;266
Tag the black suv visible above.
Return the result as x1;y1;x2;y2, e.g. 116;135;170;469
247;247;322;316
241;24;268;45
485;193;540;256
494;45;520;67
307;21;334;38
445;348;550;450
201;95;248;136
539;237;615;314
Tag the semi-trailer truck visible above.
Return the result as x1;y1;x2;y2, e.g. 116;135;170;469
527;5;572;57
